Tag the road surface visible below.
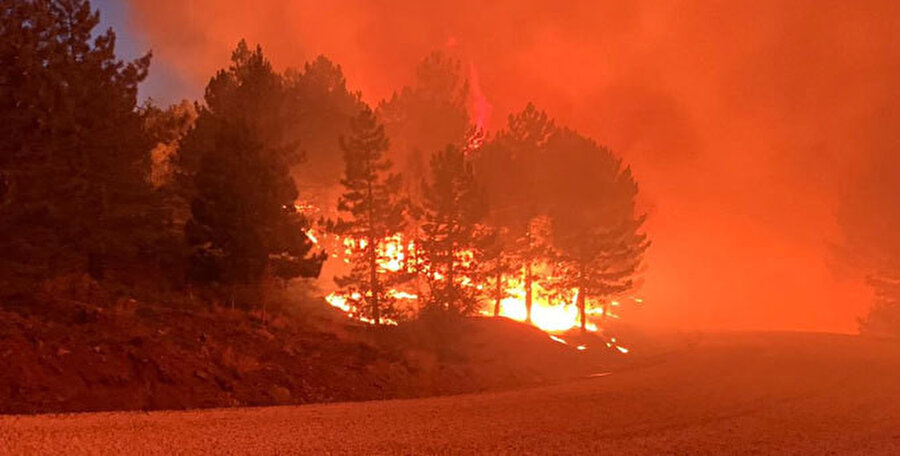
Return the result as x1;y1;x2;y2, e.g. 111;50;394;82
2;332;899;455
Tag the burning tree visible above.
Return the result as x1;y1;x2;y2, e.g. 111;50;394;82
327;106;410;325
543;129;648;333
179;41;324;302
479;226;508;317
474;103;557;323
420;145;489;315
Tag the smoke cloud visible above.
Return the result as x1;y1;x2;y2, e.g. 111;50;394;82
124;0;900;332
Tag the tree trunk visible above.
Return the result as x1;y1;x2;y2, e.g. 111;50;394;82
578;264;588;334
446;247;455;313
578;289;587;334
494;269;502;317
525;259;533;324
368;236;380;326
366;170;380;326
524;230;533;324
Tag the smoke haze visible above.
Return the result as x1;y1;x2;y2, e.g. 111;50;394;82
123;0;900;332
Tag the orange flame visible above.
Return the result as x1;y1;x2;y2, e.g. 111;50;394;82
314;228;633;353
467;62;492;135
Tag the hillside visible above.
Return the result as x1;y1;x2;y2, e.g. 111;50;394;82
0;295;623;414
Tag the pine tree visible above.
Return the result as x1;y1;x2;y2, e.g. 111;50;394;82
0;0;155;290
474;103;556;323
543;129;648;333
283;56;364;213
479;226;508;316
179;41;324;304
328;106;409;325
420;145;489;316
378;51;471;199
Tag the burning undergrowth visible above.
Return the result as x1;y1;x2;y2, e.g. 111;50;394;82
279;52;649;357
311;226;641;355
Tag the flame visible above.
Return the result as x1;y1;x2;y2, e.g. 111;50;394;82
467;62;492;134
495;280;599;332
324;292;400;326
312;226;634;353
332;233;415;274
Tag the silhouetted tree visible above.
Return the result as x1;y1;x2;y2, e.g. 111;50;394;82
419;145;488;315
474;103;557;323
179;41;324;304
858;273;900;335
283;56;364;214
378;51;471;199
143;100;198;190
837;147;900;336
328;106;410;325
0;0;157;291
542;129;648;333
479;226;508;316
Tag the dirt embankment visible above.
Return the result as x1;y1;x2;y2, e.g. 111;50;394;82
4;332;897;455
0;296;616;414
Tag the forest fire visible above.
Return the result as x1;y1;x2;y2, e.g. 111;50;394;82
325;279;607;334
8;2;900;454
488;282;602;333
319;228;635;352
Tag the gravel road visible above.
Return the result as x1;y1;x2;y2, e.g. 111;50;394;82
2;331;899;455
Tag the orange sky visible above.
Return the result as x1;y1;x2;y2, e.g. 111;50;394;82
124;0;900;332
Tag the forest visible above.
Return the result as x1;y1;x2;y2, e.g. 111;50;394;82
0;1;648;340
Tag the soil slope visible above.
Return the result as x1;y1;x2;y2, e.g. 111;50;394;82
0;298;614;414
2;332;899;455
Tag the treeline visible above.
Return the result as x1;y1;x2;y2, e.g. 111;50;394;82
0;1;647;331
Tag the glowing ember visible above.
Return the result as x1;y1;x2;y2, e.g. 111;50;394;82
324;292;399;326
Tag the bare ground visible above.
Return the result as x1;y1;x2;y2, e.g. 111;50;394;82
0;296;615;414
2;331;899;455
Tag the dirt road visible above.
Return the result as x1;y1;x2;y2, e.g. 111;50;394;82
2;332;899;455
